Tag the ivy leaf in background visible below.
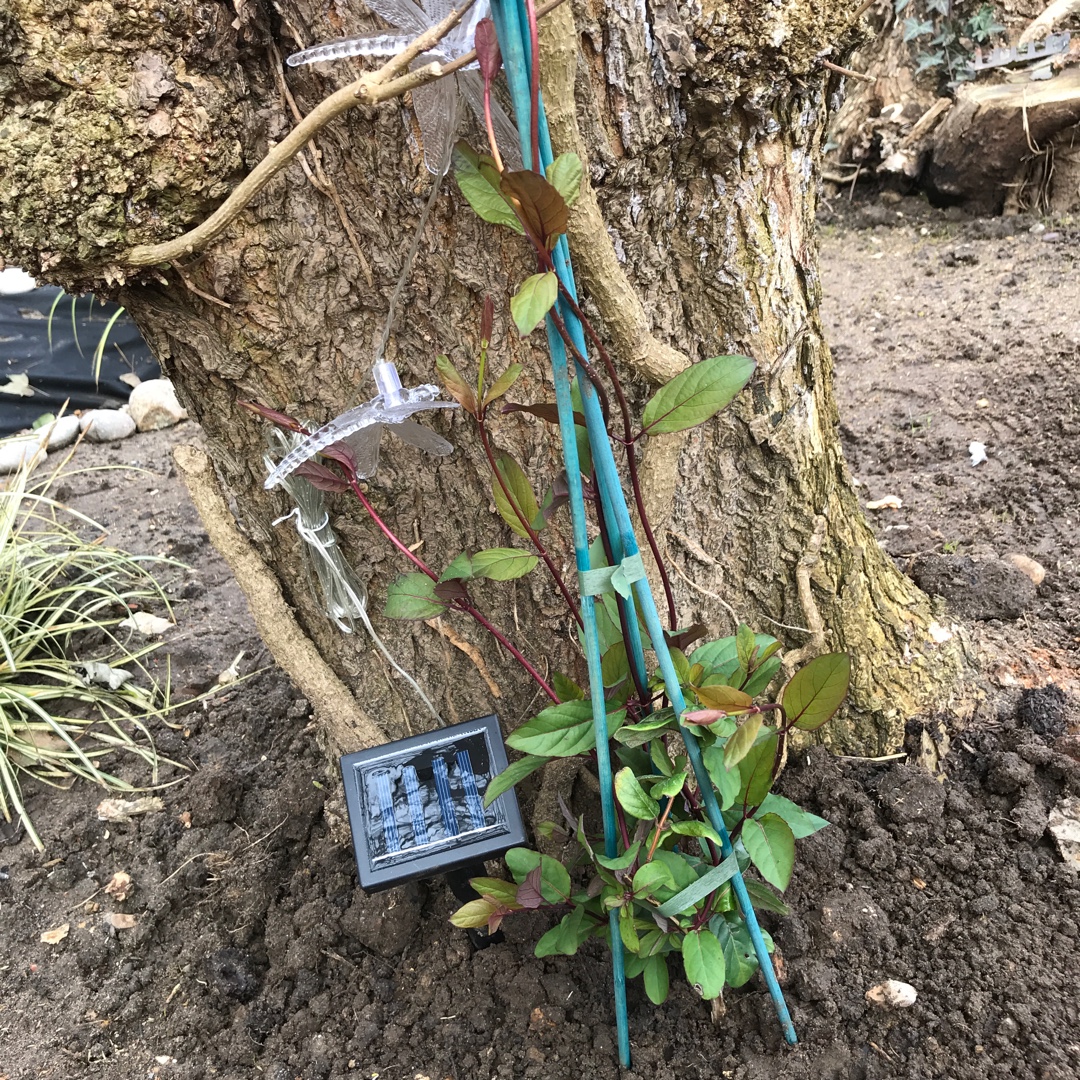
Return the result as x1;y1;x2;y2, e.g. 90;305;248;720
511;272;558;335
641;354;756;436
643;954;670;1004
782;652;851;731
383;573;447;619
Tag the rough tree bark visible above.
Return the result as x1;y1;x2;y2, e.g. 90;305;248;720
0;0;954;755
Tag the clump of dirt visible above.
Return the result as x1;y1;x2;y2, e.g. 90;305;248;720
2;196;1080;1079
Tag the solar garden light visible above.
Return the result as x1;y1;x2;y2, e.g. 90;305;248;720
339;713;526;948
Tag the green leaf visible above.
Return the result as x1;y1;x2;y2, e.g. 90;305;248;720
744;655;782;697
714;917;758;988
702;744;741;810
439;552;473;582
553;671;585;701
601;642;629;688
643;954;670;1004
738;727;778;809
469;877;521;906
450;898;497;928
633;860;676;897
670;647;691;686
756;793;830;839
535;905;589;956
434;353;478;416
470;547;539;582
492;453;540;539
744;878;791;915
595;840;641;871
452;141;523;233
482;363;522;408
682;929;726;999
511;272;558;336
504;848;572;901
619;905;640;951
668;820;723;845
483;754;546;806
546;152;583;208
694;683;753;712
641;355;756;436
691;632;779;685
615;767;661;821
570;378;593;477
651;850;699;898
782;653;851;731
506;700;625;757
736;623;757;674
649;740;674;777
741;813;795;891
382;572;447;619
723;714;763;769
648;770;687;800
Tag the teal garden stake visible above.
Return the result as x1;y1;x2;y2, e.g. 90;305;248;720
486;0;799;1063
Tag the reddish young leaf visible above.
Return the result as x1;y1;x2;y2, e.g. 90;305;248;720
480;294;494;346
238;399;308;434
434;578;470;604
435;353;479;417
500;170;568;251
501;402;586;427
516;865;545;909
319;440;358;474
292;460;351;493
474;17;501;83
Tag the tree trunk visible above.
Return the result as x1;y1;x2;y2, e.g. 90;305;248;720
0;0;953;754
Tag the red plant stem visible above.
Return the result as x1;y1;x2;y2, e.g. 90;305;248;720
348;476;436;579
463;602;559;702
557;284;679;629
524;0;542;172
476;417;582;627
346;474;559;703
482;80;504;172
645;796;676;863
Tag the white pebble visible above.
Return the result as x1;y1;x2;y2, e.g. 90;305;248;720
127;378;187;432
80;409;137;442
866;980;917;1008
36;414;81;450
0;437;46;475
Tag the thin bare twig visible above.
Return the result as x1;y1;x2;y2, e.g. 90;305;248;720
822;59;874;82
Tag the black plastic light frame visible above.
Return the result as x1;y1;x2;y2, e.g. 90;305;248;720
339;713;526;894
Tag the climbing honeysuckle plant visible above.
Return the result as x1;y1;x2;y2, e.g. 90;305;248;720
243;11;851;1018
448;632;848;1005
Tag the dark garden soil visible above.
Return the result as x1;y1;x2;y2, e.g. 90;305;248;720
2;199;1080;1080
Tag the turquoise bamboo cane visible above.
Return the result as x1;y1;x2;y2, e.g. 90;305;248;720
487;0;632;1066
491;0;797;1050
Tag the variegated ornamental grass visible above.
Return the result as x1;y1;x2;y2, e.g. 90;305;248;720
0;448;179;849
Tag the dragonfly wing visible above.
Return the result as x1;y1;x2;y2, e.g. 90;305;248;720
385;419;455;457
411;77;462;174
342;423;384;479
364;0;430;38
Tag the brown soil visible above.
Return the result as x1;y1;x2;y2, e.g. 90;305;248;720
2;198;1079;1080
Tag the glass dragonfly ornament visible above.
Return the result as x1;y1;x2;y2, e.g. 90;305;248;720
263;360;458;490
286;0;520;174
